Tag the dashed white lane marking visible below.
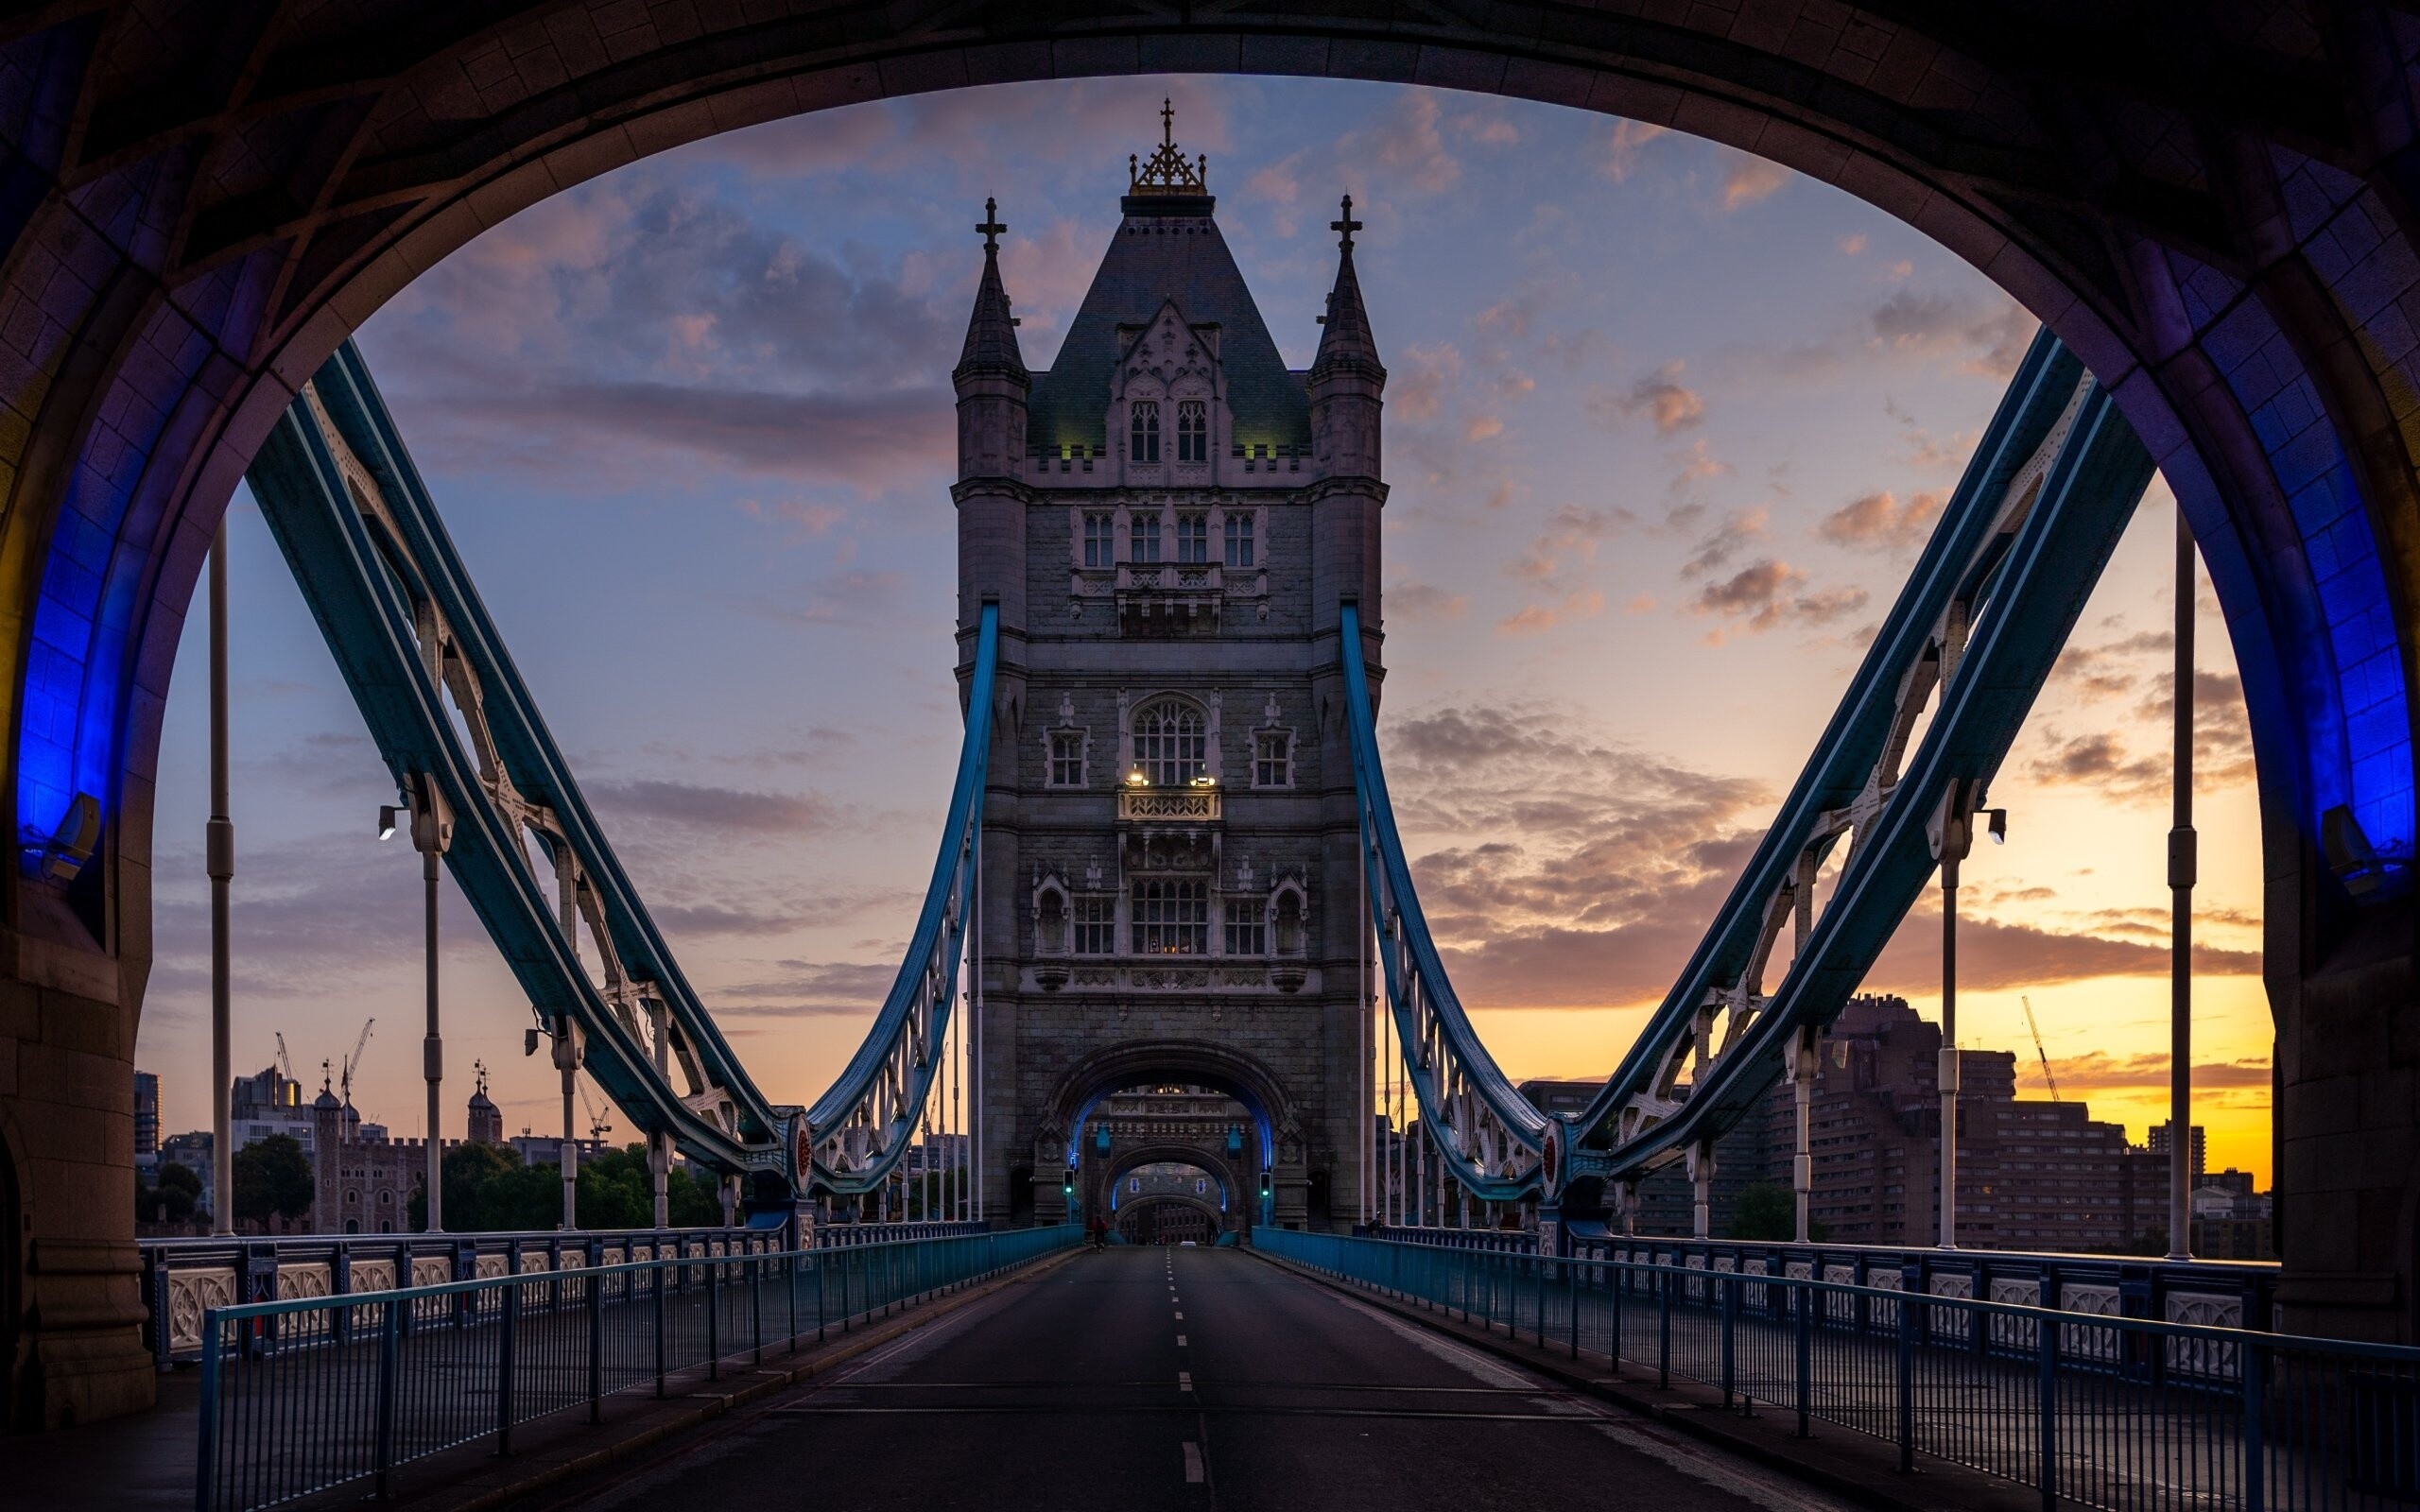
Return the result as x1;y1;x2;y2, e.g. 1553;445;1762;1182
1178;1370;1193;1392
1323;1290;1858;1512
1183;1442;1204;1483
1176;1334;1188;1347
1175;1311;1184;1319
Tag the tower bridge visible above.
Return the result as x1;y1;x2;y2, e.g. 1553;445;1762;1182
2;9;2420;1506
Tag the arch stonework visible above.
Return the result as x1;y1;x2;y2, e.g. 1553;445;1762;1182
1033;1040;1306;1230
1092;1143;1246;1233
1;8;2418;1421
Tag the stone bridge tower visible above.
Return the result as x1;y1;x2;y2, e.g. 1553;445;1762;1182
956;108;1383;1231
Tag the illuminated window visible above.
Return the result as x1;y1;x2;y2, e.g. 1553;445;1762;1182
1176;512;1209;563
1073;896;1115;955
1131;401;1161;463
1132;513;1162;563
1083;513;1114;567
1177;401;1207;462
1132;699;1205;784
1223;513;1254;568
1134;880;1207;954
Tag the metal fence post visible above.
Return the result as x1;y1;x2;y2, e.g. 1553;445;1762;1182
706;1252;721;1380
496;1281;518;1456
1658;1265;1672;1389
652;1261;666;1399
193;1311;221;1512
1569;1261;1581;1360
2036;1308;2058;1510
816;1251;828;1343
2241;1340;2266;1512
587;1271;604;1425
1721;1273;1737;1408
752;1253;764;1366
1896;1284;1915;1473
374;1298;401;1499
1611;1258;1625;1375
1795;1280;1812;1437
786;1250;800;1349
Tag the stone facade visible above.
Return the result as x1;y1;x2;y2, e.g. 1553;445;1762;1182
958;125;1382;1234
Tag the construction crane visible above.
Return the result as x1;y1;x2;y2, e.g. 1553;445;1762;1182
2020;995;2062;1103
338;1018;375;1105
579;1081;613;1143
273;1032;294;1084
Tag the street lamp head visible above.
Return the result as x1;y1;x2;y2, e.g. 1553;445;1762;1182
1986;808;2008;845
377;804;399;840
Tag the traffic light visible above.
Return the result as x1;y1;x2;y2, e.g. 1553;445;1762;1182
1063;1166;1076;1197
1258;1170;1271;1200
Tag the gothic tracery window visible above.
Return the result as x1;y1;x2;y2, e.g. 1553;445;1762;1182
1131;400;1162;463
1083;512;1115;568
1049;730;1086;787
1177;401;1207;462
1133;879;1208;954
1253;730;1292;787
1223;512;1254;568
1223;898;1267;955
1132;512;1162;563
1132;698;1206;785
1176;512;1209;564
1073;896;1115;954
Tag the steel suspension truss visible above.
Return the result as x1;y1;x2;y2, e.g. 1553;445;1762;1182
244;341;993;1200
1345;329;2156;1212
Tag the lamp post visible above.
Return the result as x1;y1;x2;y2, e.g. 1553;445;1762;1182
2169;507;2198;1262
383;779;450;1230
1929;782;2005;1249
208;521;234;1236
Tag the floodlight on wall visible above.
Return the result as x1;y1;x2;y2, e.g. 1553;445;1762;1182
24;791;100;882
377;804;399;840
2321;804;2403;897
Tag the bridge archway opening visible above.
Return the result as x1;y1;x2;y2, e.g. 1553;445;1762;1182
1117;1183;1224;1246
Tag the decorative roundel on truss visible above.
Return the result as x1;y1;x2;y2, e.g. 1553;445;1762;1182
1541;1119;1564;1200
792;1117;813;1185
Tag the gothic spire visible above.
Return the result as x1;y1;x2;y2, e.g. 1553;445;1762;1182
1309;196;1382;386
956;197;1028;386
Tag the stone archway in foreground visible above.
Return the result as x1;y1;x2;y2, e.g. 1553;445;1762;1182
7;7;2420;1422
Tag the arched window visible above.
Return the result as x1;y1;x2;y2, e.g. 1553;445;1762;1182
1132;699;1206;785
1177;401;1207;462
1131;401;1161;463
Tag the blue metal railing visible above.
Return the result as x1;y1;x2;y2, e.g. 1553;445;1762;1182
1259;1228;2417;1511
193;1225;1080;1512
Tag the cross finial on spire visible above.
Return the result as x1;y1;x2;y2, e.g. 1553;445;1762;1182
977;197;1006;252
1162;96;1175;146
1331;194;1363;250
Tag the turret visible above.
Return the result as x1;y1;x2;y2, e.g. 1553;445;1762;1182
1307;196;1385;479
953;198;1031;641
1305;197;1387;631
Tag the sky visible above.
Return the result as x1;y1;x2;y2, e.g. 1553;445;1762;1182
135;77;2276;1184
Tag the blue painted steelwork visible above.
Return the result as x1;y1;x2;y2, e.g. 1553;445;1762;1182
242;342;997;1197
1344;330;2158;1201
1340;608;1546;1201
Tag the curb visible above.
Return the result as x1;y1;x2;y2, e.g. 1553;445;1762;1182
384;1246;1084;1512
1248;1249;2036;1512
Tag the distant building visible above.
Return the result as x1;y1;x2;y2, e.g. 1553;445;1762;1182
158;1131;214;1218
309;1079;493;1235
230;1063;318;1157
2146;1121;2208;1185
508;1133;607;1169
132;1071;159;1158
466;1063;503;1146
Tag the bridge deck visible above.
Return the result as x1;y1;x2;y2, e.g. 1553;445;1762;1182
517;1246;1847;1512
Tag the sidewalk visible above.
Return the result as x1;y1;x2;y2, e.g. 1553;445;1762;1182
1253;1249;2043;1512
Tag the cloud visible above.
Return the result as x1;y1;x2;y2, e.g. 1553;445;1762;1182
1507;505;1630;588
585;780;837;834
1586;360;1706;437
1601;120;1668;182
1391;342;1461;423
1686;559;1870;639
1761;290;2038;384
1668;438;1731;492
1720;154;1790;211
1496;592;1605;636
1861;904;2262;993
717;959;901;1018
1839;233;1868;255
1340;89;1461;195
1387;582;1470;625
1816;490;1945;551
2043;1053;2273;1095
1681;508;1768;579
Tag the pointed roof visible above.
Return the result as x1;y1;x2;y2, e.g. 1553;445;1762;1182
1026;106;1309;455
1309;197;1383;386
956;198;1028;385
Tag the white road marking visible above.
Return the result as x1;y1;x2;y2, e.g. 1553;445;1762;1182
1178;1370;1193;1391
1323;1290;1858;1512
1175;1311;1184;1319
1176;1334;1188;1347
1183;1442;1203;1483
